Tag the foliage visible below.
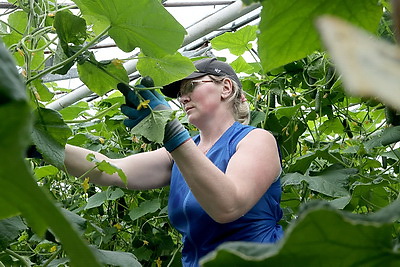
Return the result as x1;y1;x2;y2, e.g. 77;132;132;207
1;0;400;266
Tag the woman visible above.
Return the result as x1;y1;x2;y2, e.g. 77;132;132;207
65;58;283;266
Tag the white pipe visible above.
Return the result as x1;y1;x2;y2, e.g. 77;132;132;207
164;1;235;7
46;0;260;111
182;1;260;47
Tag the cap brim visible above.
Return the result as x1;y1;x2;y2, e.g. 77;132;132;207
161;72;207;98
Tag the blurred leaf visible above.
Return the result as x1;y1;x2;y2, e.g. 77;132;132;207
0;217;27;250
31;107;72;169
258;0;383;72
0;38;101;266
201;200;400;266
317;16;400;111
365;126;400;150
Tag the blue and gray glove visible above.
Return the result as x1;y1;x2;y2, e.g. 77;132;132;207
117;79;190;152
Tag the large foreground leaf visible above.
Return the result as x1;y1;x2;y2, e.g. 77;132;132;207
31;107;72;169
201;200;400;266
317;16;400;111
0;39;101;266
258;0;382;72
72;0;186;57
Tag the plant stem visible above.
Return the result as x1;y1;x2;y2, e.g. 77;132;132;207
5;249;30;267
42;247;62;267
26;25;112;85
167;244;183;267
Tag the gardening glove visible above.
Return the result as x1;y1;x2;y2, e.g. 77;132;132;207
117;79;190;152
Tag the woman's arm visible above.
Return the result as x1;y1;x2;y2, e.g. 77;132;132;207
171;129;281;223
65;144;173;190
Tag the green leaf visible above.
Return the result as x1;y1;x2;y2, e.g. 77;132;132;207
85;191;108;210
348;179;390;211
258;0;383;72
137;53;196;87
275;105;301;119
201;200;400;266
0;196;20;219
86;154;127;185
31;107;72;169
0;217;27;250
129;199;160;221
34;165;59;180
288;145;343;174
0;39;101;266
230;56;255;74
54;10;87;47
31;79;54;102
249;110;266;127
77;59;129;96
93;247;141;267
61;208;88;236
59;101;90;121
365;126;400;150
72;0;186;57
318;117;344;135
85;188;124;210
52;42;76;75
282;164;355;197
211;25;257;56
131;109;175;144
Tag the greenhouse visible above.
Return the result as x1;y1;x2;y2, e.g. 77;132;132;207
1;0;400;266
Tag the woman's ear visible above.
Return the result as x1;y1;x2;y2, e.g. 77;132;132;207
220;78;233;100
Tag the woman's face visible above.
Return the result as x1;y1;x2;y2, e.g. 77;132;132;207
178;75;224;124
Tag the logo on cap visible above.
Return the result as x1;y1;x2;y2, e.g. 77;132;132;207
214;68;221;73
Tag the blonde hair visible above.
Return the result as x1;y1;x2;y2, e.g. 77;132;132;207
209;75;250;125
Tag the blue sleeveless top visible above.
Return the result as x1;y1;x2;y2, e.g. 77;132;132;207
168;122;283;267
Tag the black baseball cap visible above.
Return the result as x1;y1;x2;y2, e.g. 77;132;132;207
161;58;242;98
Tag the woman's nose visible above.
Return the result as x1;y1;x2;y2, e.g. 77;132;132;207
178;94;190;104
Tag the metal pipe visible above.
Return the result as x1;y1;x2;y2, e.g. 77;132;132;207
164;1;235;7
46;0;260;110
0;1;236;9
